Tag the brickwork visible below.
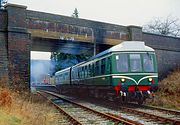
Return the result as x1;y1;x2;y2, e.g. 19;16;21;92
0;32;8;80
26;10;130;45
5;4;31;90
143;33;180;79
0;10;8;82
8;32;31;90
155;50;180;79
0;10;7;31
128;26;143;41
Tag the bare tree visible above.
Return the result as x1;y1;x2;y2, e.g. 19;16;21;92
143;16;180;37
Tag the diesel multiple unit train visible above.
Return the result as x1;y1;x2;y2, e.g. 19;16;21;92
55;41;158;104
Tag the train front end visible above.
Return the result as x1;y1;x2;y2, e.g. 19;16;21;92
111;42;158;104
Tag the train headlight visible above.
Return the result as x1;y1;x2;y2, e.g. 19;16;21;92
148;78;153;82
121;78;125;82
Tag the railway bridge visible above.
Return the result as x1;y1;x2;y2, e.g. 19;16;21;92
0;4;180;90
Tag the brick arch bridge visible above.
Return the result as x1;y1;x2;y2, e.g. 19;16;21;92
0;4;180;90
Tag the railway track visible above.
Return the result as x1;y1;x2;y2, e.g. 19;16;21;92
122;103;180;122
37;91;81;125
37;90;180;125
126;103;180;116
120;106;180;125
59;94;180;125
77;100;180;125
37;90;140;125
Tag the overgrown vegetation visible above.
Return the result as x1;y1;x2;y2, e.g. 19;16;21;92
0;78;66;125
149;69;180;109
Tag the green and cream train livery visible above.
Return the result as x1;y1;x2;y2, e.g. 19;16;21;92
55;41;158;104
110;41;158;104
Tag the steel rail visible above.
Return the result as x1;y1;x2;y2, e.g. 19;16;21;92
37;91;82;125
142;105;180;116
121;106;180;125
40;90;139;125
127;103;180;116
105;112;143;125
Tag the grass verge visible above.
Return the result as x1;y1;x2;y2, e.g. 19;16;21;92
149;69;180;109
0;87;67;125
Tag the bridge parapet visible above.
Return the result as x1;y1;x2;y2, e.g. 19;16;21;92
26;10;131;45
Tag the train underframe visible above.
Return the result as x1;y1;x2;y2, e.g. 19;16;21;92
56;84;156;105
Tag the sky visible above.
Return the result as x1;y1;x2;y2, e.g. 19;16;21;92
31;51;51;60
8;0;180;60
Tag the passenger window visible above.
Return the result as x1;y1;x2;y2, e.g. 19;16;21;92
79;68;82;79
82;67;84;78
101;58;106;75
65;72;68;80
75;69;78;79
130;54;142;72
143;54;154;72
78;68;80;79
106;57;111;73
116;54;128;72
85;66;87;78
88;64;91;77
92;64;94;76
95;61;99;75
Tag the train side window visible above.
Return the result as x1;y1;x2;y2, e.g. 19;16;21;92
73;71;74;79
83;66;85;78
62;74;64;81
62;74;65;82
80;67;82;79
79;67;82;79
116;54;128;72
90;64;94;77
84;66;86;78
58;76;60;82
130;54;142;72
76;69;78;79
88;64;91;77
65;72;68;81
84;66;85;78
56;77;59;83
78;68;80;79
60;74;62;81
86;65;88;78
71;71;73;79
77;69;78;78
95;61;100;75
92;63;95;76
143;53;154;72
73;70;75;79
107;57;111;73
101;58;106;75
85;66;87;78
82;67;84;78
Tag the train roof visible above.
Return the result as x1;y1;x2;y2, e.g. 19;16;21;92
91;41;154;59
55;67;71;75
71;61;86;68
56;41;155;71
